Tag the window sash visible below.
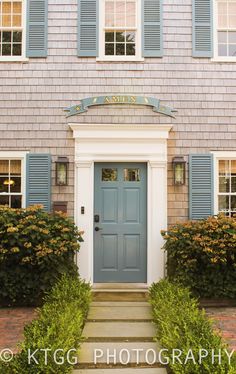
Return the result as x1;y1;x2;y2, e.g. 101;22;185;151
0;160;22;194
0;0;25;59
104;0;137;28
100;0;141;60
216;0;236;57
217;159;236;216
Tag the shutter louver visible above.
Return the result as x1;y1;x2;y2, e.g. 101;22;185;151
78;0;98;57
26;154;51;212
192;0;213;57
189;154;214;220
26;0;48;57
142;0;163;57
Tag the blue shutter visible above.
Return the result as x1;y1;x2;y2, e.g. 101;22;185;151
142;0;163;57
26;0;48;57
192;0;213;57
78;0;98;57
26;154;51;212
189;154;214;220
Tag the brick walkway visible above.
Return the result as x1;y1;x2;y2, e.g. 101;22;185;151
206;307;236;350
0;308;37;353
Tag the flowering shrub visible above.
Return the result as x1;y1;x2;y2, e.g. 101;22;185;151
162;214;236;298
0;205;83;306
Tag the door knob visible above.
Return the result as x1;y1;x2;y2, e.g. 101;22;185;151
95;227;103;232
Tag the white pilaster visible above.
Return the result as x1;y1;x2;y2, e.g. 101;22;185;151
147;161;167;284
75;161;94;282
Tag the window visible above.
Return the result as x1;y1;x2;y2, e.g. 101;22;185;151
216;0;236;57
124;168;140;181
217;159;236;216
102;168;118;181
0;159;23;208
0;0;25;59
100;0;141;60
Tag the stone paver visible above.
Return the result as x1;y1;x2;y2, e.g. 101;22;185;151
206;307;236;350
79;342;160;364
0;308;37;353
74;369;167;374
93;292;147;302
88;304;152;320
83;322;155;339
92;302;149;307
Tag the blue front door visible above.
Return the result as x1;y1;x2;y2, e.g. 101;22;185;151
94;163;147;283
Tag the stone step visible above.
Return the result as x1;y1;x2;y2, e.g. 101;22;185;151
93;292;148;302
93;289;148;293
91;302;149;307
93;283;149;290
87;305;152;321
73;368;167;373
83;322;155;340
78;342;160;364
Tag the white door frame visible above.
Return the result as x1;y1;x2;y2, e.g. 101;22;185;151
69;123;172;285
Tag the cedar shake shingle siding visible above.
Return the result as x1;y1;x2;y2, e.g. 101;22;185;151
0;0;235;221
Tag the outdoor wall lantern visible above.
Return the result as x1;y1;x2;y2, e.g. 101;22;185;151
55;157;69;186
172;157;186;185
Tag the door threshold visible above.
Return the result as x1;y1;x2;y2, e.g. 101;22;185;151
93;283;149;290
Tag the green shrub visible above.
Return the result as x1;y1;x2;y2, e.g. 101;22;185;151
0;274;91;374
0;205;83;306
149;280;236;374
162;214;236;298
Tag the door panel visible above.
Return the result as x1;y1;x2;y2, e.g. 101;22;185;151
94;162;147;283
101;235;118;270
123;188;140;222
102;188;118;222
123;234;140;269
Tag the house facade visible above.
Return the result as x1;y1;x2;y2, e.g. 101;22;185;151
0;0;236;285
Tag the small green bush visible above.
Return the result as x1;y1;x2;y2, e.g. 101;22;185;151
0;274;91;374
0;205;83;306
162;214;236;298
149;280;236;374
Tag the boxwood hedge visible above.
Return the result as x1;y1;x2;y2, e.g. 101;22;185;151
149;280;236;374
0;274;91;374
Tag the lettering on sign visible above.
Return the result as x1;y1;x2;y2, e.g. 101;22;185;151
64;96;177;118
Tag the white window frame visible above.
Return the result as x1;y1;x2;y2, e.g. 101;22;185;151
97;0;143;62
0;151;27;208
213;0;236;62
0;0;28;62
213;151;236;215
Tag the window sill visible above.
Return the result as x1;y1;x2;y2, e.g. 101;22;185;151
211;57;236;63
96;57;144;62
0;57;29;63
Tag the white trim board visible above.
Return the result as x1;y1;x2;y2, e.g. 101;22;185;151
69;123;172;285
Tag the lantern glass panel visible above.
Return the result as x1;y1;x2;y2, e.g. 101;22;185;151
175;164;184;185
57;163;67;185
